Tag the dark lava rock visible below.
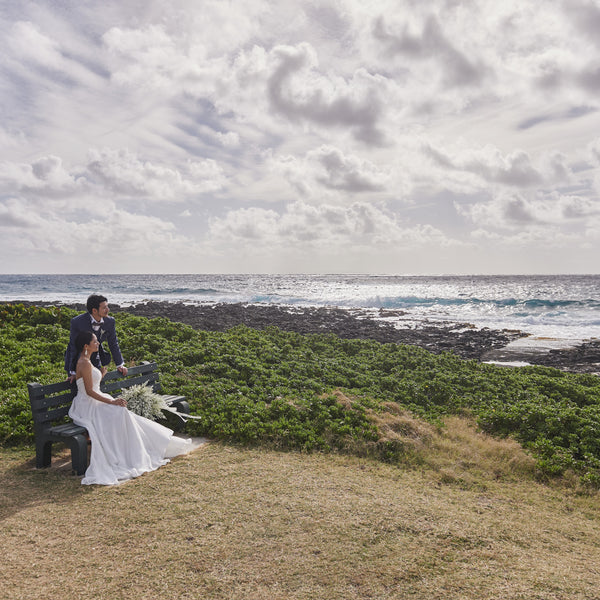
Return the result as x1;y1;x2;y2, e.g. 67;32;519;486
113;301;524;361
534;340;600;373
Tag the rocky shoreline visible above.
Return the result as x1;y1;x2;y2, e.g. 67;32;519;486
119;302;600;374
8;300;599;374
114;301;524;358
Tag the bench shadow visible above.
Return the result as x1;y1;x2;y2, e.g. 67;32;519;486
0;444;91;521
1;437;208;522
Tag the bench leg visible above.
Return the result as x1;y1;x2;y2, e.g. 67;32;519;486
67;434;89;476
165;400;190;432
36;439;53;469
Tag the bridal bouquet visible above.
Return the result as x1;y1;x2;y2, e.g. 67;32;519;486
121;384;168;420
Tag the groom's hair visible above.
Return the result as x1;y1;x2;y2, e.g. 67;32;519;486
86;294;108;313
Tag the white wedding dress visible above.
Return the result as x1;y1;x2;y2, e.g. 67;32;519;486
69;366;192;485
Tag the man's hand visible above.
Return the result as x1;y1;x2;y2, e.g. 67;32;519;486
117;365;128;376
67;374;76;384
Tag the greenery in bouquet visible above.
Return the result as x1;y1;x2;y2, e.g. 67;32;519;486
121;384;168;420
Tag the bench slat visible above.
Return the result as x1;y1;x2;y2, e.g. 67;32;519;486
37;405;71;423
47;423;87;437
30;391;75;412
101;362;157;382
101;373;160;394
27;380;73;398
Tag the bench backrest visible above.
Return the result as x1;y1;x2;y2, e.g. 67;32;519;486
101;362;161;395
27;362;160;429
27;380;77;431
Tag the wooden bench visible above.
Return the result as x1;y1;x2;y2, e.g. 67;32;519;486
27;361;190;475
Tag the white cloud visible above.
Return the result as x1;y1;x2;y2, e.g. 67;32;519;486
1;0;600;274
0;198;43;229
215;131;240;149
566;0;600;48
103;24;193;92
208;200;454;251
423;143;573;189
68;209;186;257
0;194;194;269
372;15;486;88
0;150;227;205
307;145;389;192
7;21;63;69
266;43;388;145
589;138;600;164
269;145;390;199
85;148;227;201
457;190;600;231
0;155;81;197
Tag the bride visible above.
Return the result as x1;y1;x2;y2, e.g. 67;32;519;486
69;330;191;485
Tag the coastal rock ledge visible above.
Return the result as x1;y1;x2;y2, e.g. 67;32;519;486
116;301;523;361
118;302;600;374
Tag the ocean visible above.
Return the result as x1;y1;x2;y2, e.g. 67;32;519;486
1;274;599;343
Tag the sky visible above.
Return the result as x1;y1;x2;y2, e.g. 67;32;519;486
1;0;600;275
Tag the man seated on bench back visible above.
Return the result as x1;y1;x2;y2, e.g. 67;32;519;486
65;294;128;384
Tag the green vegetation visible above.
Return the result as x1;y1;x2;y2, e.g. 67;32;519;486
2;303;600;484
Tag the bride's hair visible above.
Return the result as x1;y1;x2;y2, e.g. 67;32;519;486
75;330;95;355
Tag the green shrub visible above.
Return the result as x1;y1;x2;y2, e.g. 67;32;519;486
2;304;600;483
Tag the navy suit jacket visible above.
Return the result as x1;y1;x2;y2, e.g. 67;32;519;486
64;312;124;374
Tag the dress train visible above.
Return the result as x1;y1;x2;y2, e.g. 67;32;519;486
69;366;191;485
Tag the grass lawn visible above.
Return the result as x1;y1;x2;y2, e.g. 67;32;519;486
2;418;600;600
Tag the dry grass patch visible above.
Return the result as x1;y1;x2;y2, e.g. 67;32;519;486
425;415;540;487
1;436;600;600
360;399;537;487
370;401;436;447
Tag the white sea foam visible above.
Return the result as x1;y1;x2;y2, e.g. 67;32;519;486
1;273;598;342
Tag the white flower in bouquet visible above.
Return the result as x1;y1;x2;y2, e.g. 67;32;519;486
121;384;168;420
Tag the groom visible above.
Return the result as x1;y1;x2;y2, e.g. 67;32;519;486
65;294;128;383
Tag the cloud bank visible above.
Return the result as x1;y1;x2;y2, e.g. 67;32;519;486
1;0;599;274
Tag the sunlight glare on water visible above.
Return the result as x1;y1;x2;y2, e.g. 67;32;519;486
0;274;598;341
